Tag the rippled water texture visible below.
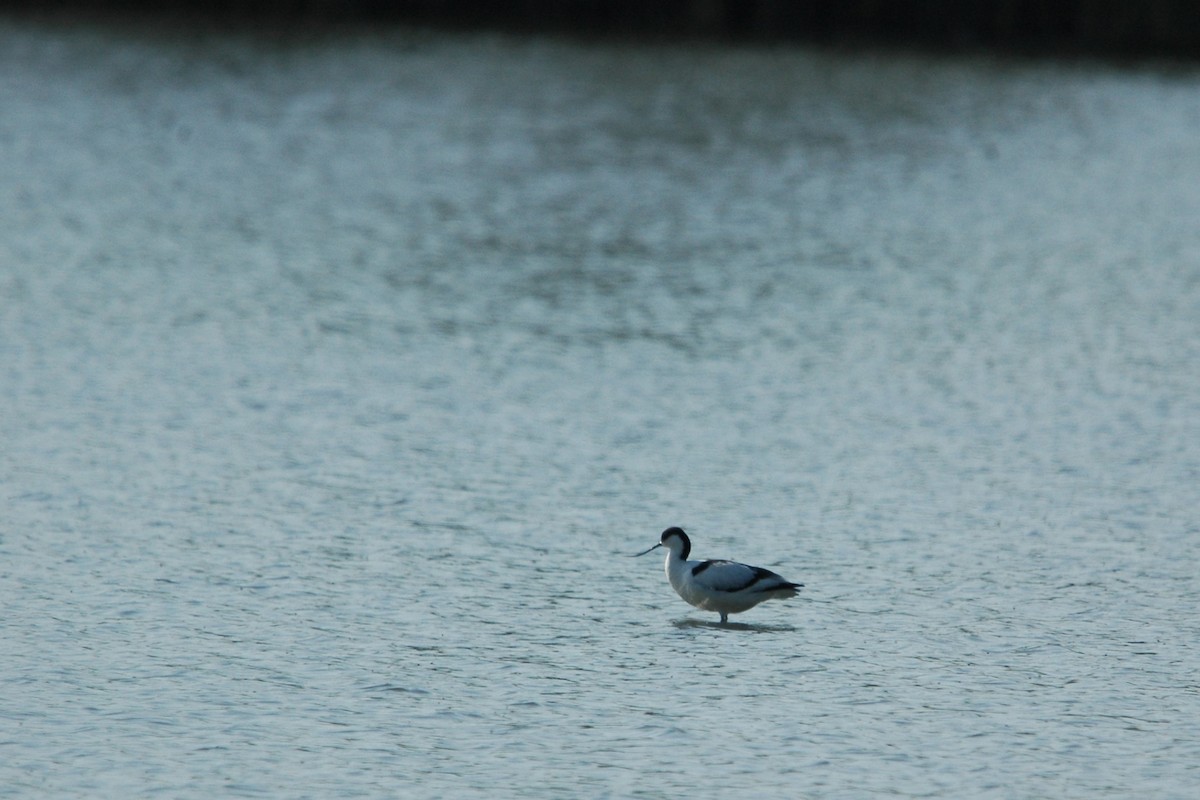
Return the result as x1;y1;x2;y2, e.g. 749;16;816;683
2;20;1199;798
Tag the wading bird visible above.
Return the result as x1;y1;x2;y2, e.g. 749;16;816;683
634;527;802;623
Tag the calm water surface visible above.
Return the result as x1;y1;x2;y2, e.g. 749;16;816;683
2;20;1199;798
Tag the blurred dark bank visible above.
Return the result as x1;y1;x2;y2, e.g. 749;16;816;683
9;0;1200;57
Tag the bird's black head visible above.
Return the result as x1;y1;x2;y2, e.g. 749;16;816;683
661;527;690;559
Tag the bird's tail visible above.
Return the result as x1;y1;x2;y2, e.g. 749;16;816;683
760;581;803;598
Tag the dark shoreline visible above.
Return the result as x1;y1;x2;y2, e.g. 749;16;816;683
5;1;1200;59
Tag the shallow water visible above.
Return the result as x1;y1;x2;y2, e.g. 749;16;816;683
2;21;1199;798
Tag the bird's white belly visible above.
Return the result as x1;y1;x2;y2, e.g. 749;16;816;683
692;589;760;613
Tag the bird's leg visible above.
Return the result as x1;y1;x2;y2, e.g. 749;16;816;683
719;612;728;624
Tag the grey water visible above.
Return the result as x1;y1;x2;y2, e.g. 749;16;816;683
2;19;1199;798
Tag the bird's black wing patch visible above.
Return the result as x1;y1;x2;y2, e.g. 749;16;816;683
743;566;781;590
692;562;763;592
692;560;799;593
691;560;756;591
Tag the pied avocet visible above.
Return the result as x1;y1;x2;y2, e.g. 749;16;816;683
634;526;803;623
